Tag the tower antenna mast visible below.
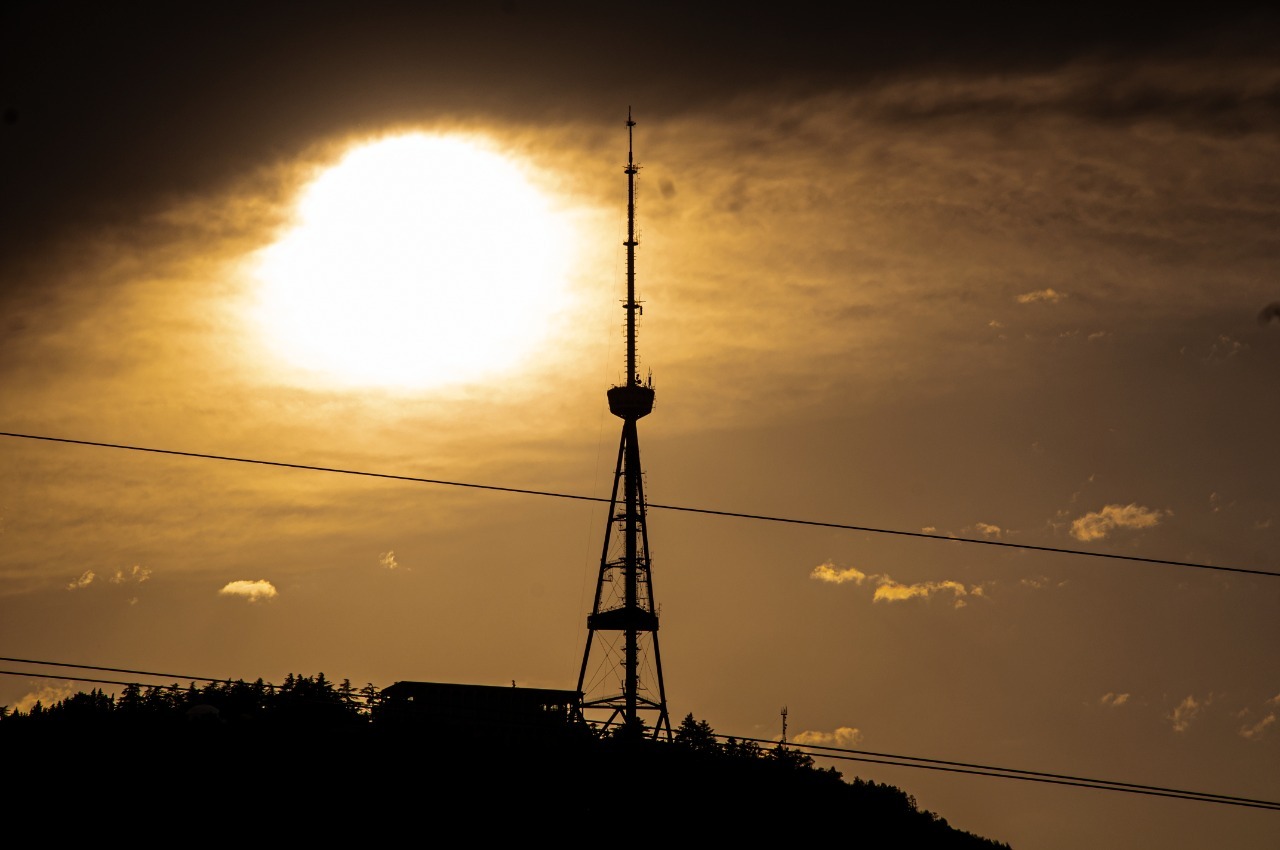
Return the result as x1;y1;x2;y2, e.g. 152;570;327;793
576;110;671;740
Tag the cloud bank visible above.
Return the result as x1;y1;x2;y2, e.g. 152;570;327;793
13;684;75;713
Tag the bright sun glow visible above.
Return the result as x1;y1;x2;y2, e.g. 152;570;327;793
254;133;576;389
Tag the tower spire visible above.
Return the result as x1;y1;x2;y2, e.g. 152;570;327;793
576;111;670;741
625;106;638;388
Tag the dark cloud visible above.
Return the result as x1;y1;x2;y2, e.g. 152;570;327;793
3;0;1277;283
870;71;1280;134
1259;302;1280;324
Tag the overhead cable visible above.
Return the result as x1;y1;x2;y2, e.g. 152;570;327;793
715;733;1280;811
2;431;1277;578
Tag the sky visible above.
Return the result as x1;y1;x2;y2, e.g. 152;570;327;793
2;2;1279;845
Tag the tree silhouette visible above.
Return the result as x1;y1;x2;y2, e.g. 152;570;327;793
0;679;1009;847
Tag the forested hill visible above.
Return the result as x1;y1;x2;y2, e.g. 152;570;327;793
3;674;1011;846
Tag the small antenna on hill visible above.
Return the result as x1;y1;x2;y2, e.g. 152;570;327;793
781;705;789;747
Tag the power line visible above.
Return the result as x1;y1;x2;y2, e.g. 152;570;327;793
5;656;1274;812
4;430;1277;579
0;656;377;700
715;734;1280;812
0;655;231;686
0;669;194;692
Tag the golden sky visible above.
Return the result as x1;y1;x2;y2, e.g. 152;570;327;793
2;3;1279;846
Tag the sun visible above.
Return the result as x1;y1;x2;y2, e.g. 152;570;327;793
253;133;577;389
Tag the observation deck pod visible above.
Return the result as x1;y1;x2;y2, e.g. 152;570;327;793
607;384;655;419
588;605;659;632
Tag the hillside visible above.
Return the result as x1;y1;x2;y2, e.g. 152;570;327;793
3;675;1010;845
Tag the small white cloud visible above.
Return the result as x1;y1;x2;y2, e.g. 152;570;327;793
1071;503;1168;542
988;319;1004;329
109;565;152;584
378;550;400;570
1087;331;1111;342
1016;288;1066;304
810;561;868;585
1169;695;1207;733
1100;692;1130;707
1268;693;1280;707
971;522;1002;538
793;726;863;747
920;526;937;534
66;570;95;590
1239;713;1275;740
218;580;278;603
874;577;973;608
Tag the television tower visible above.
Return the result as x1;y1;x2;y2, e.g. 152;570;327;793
576;110;671;741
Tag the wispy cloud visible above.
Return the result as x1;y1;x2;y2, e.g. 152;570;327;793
1099;692;1130;707
1239;713;1275;740
874;578;982;608
217;579;278;603
109;565;152;584
1070;503;1168;542
1016;288;1066;304
1204;334;1247;364
810;561;869;585
793;726;863;747
1169;695;1207;733
379;550;401;570
66;570;95;590
1021;575;1068;590
811;561;988;608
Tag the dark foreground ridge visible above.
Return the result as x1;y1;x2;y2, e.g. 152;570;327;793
3;674;1010;845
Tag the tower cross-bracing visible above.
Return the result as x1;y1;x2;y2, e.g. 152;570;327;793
576;111;671;740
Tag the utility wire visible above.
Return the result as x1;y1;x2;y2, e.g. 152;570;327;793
5;658;1275;811
0;656;230;686
0;669;194;693
718;733;1280;811
0;656;376;700
3;431;1277;578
